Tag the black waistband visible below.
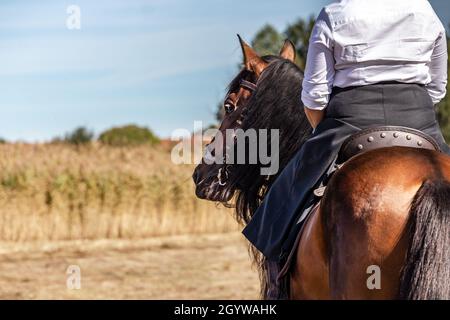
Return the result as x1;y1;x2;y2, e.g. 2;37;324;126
332;81;424;95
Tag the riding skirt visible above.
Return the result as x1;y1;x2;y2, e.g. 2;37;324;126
242;82;450;261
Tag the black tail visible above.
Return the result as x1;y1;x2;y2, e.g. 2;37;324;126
399;179;450;300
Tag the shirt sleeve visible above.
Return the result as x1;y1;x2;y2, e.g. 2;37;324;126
426;28;448;105
301;9;335;111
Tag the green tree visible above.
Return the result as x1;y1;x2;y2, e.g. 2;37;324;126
251;24;284;57
64;126;94;145
250;17;315;69
99;124;159;147
284;15;316;69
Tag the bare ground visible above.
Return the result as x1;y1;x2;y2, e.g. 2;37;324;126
0;232;260;300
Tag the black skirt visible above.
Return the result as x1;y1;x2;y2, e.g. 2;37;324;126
243;82;450;261
328;82;449;146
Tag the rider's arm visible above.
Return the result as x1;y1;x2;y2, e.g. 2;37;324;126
304;107;325;129
426;26;447;106
301;9;335;123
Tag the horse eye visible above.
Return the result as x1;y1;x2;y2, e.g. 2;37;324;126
224;103;235;114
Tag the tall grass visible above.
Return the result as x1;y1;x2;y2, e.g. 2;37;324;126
0;143;237;241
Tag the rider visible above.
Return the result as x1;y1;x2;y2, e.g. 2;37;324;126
242;0;450;299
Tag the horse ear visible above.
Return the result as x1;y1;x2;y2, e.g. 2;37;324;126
279;39;296;62
237;34;268;77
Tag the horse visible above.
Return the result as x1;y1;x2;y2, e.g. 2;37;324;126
192;36;450;299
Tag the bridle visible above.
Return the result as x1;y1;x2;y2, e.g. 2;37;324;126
239;79;258;92
216;77;259;187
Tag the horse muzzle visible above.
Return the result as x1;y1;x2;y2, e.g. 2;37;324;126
192;165;233;202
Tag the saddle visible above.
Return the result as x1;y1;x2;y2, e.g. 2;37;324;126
277;126;441;286
337;126;441;163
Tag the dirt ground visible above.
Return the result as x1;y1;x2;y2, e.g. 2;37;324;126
0;233;260;299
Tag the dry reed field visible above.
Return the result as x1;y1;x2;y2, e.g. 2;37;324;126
0;143;238;241
0;143;257;299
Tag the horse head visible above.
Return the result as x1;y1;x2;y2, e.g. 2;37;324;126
193;36;311;223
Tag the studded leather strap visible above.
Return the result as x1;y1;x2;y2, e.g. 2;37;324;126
338;126;441;163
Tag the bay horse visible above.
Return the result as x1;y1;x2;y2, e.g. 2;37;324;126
192;37;450;299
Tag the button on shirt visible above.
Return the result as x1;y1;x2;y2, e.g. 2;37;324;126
301;0;448;110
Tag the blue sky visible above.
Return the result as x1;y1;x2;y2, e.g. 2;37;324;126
0;0;449;142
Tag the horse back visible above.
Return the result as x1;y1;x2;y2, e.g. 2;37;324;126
291;147;450;299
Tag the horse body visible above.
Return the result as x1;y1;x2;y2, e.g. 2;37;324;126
291;147;450;299
193;37;450;299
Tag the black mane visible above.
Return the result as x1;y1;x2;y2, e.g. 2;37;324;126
226;56;312;225
223;56;312;298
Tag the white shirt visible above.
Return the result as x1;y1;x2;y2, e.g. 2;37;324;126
301;0;448;110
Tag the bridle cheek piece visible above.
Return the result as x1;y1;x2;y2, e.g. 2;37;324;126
215;79;258;187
